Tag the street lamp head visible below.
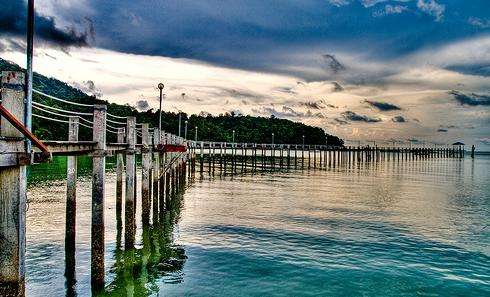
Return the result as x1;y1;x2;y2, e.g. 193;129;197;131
158;83;164;90
185;120;188;124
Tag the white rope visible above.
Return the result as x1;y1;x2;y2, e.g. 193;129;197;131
33;105;94;129
33;113;70;124
33;105;71;119
33;89;94;108
106;123;120;131
106;127;120;134
107;113;128;119
33;100;93;116
107;118;126;125
78;121;93;129
78;116;94;125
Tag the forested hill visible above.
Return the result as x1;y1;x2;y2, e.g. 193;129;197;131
0;58;344;146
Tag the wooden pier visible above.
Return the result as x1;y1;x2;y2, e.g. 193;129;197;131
0;71;195;296
188;141;465;176
0;70;465;295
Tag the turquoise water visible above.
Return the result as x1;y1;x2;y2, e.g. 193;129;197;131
25;156;490;296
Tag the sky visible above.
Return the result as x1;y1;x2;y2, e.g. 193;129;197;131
0;0;489;147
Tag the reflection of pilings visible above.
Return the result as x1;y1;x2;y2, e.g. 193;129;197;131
102;173;187;297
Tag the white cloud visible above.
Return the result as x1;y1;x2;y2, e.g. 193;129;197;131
468;17;490;29
416;0;445;21
1;34;488;146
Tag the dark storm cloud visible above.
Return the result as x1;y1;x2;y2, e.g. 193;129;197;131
301;101;326;110
332;82;344;92
392;116;406;123
365;100;401;111
449;90;490;106
215;87;264;101
342;111;381;123
274;86;297;94
333;118;349;125
0;1;92;47
252;105;325;119
321;54;345;73
33;0;486;79
136;100;150;111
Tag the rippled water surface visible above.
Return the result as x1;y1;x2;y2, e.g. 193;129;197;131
26;156;490;296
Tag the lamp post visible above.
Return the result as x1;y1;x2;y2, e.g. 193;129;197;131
158;83;164;141
302;135;305;148
272;133;275;145
184;120;188;139
195;126;198;142
178;93;185;137
178;112;181;137
232;130;235;144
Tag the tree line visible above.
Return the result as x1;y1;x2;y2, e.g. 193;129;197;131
0;58;344;146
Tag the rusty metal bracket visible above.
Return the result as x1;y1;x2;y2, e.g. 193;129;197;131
0;104;51;162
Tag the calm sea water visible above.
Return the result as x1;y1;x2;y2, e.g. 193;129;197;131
25;156;490;296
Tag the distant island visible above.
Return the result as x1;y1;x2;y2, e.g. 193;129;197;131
0;58;343;146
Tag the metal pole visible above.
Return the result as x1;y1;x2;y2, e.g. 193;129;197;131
272;133;274;145
158;83;164;140
178;113;181;137
184;120;188;139
195;126;198;142
232;130;235;144
25;0;35;152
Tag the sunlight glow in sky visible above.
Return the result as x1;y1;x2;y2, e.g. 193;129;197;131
0;0;489;147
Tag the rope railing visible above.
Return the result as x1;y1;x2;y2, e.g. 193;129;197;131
33;113;70;124
107;113;128;120
107;118;126;125
32;105;93;129
33;100;93;116
33;89;94;108
106;123;121;131
106;126;120;135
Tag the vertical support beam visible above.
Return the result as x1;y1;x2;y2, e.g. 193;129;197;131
125;116;136;249
141;124;151;225
65;116;79;289
0;71;27;296
91;104;107;290
152;129;160;221
115;128;124;225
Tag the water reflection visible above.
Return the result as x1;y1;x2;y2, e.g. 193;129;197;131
98;185;187;296
25;155;490;296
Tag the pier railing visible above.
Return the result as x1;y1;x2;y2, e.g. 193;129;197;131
0;71;192;295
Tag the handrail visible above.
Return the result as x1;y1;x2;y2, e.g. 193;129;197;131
0;105;51;159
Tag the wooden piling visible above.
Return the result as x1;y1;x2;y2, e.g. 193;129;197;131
0;71;27;296
141;124;151;225
65;116;78;284
91;104;107;289
116;128;124;223
124;116;136;249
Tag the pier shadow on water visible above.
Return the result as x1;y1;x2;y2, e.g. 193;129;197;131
94;199;187;297
26;155;188;297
